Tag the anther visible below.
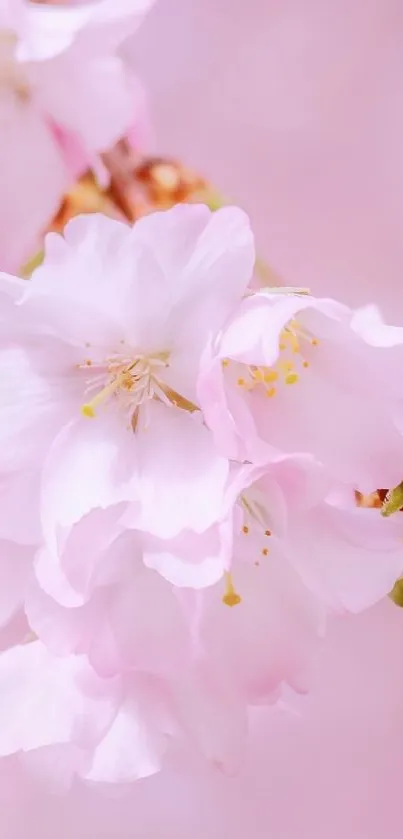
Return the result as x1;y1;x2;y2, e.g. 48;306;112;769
222;571;242;607
82;404;95;418
81;371;127;418
251;369;265;383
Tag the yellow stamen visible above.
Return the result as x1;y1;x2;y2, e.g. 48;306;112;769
263;370;278;383
222;571;241;607
265;387;276;398
261;548;269;556
81;372;126;418
82;404;95;418
251;368;265;383
282;330;300;353
311;338;319;347
221;358;229;368
157;382;199;413
237;377;246;387
302;360;309;368
285;373;299;385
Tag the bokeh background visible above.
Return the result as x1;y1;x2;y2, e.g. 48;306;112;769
132;0;403;319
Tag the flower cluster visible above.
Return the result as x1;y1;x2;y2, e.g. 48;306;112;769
0;0;152;273
0;203;403;788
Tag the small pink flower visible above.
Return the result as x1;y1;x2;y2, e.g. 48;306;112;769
198;292;403;491
0;0;153;270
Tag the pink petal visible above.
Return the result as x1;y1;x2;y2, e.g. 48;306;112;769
0;99;67;273
286;502;403;612
82;675;172;784
143;520;231;589
124;401;229;539
0;470;41;546
41;415;131;558
0;642;119;756
0;542;32;629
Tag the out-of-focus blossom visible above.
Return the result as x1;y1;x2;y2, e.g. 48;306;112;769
28;457;327;689
0;490;323;783
0;600;401;838
0;456;399;785
0;640;168;785
0;0;154;271
199;292;403;491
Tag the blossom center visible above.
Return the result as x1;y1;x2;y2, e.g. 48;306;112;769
223;320;318;398
79;348;198;426
238;491;272;564
222;491;273;606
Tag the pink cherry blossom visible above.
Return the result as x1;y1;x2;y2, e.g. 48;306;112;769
17;527;319;780
15;454;403;784
0;205;254;554
0;639;172;785
0;0;153;271
138;453;403;615
198;291;403;491
2;458;323;782
28;513;323;694
0;634;250;784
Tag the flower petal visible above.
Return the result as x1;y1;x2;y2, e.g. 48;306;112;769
124;401;229;539
0;642;119;756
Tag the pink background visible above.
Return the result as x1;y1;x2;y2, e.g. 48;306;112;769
132;0;403;320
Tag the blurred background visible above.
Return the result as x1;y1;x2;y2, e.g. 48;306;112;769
131;0;403;319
